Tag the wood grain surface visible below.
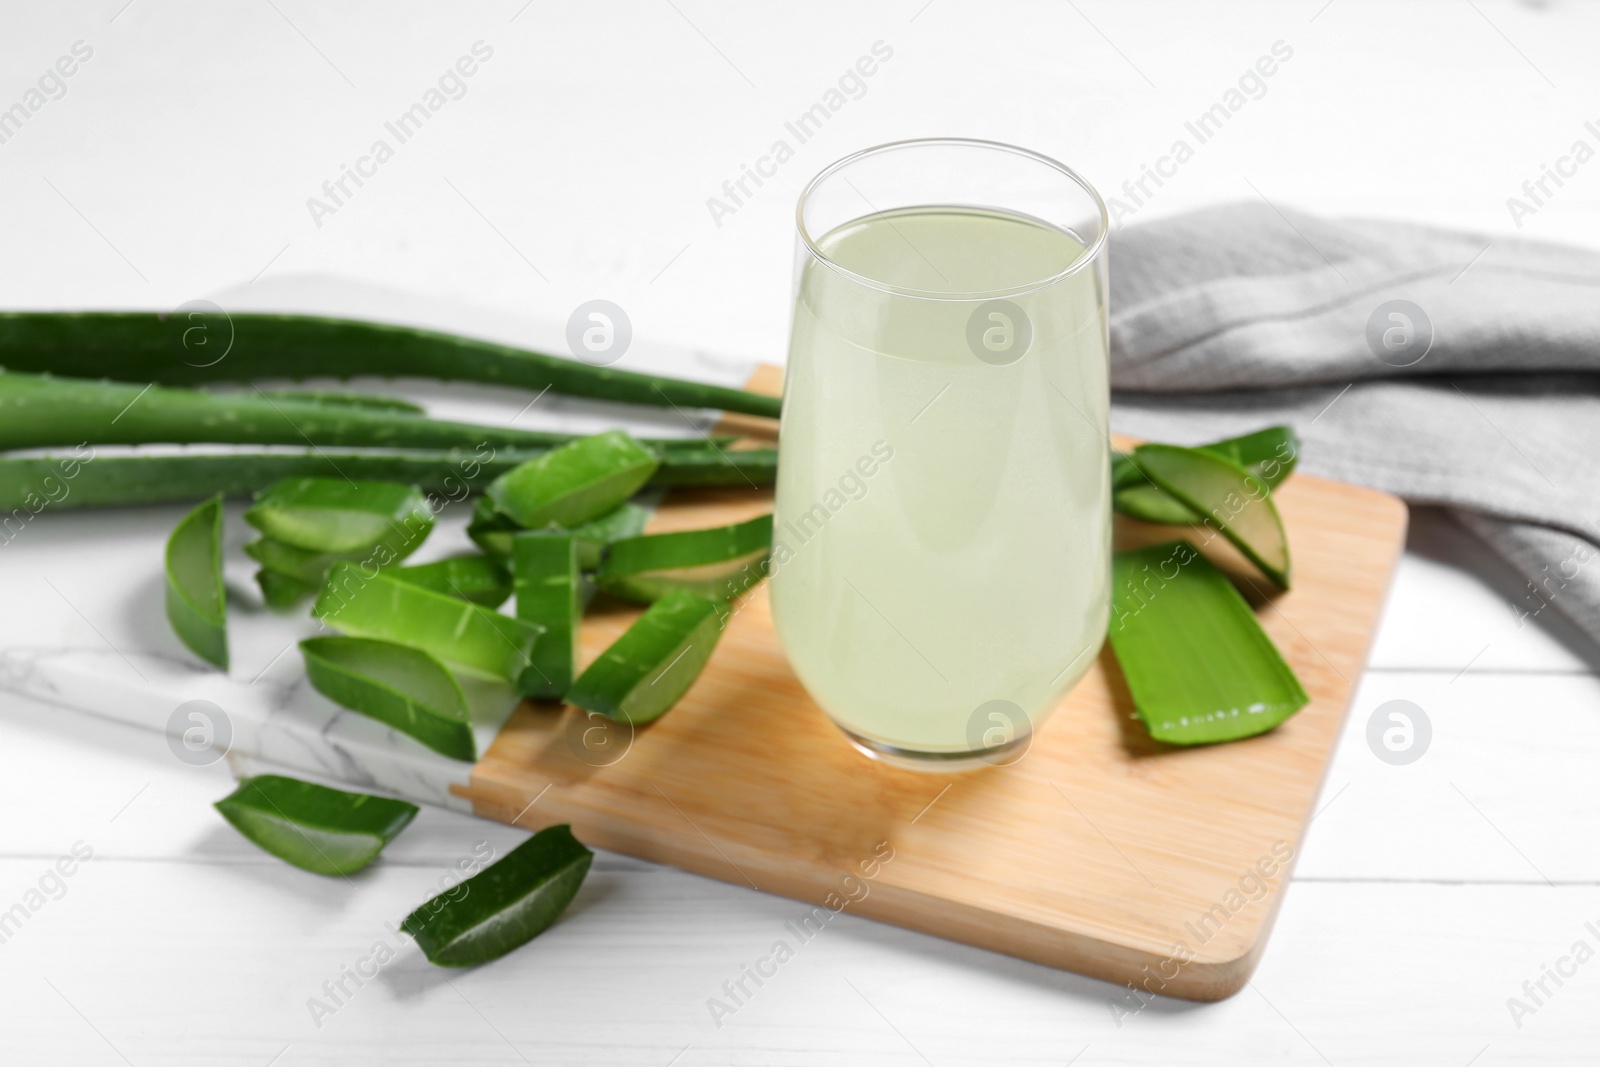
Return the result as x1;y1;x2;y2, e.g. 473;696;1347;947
455;366;1409;1001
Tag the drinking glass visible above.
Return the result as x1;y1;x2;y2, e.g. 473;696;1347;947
770;138;1111;770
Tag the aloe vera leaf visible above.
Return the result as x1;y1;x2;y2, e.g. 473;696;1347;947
1108;541;1308;745
1113;484;1205;525
1113;427;1300;525
244;477;434;557
403;823;592;967
253;389;426;414
244;537;345;585
300;637;475;760
512;533;581;700
0;446;775;514
466;495;521;559
566;589;725;724
314;562;542;681
390;555;513;608
563;502;654;569
214;774;418;875
1129;444;1292;588
165;494;228;669
0;372;567;453
486;431;660;529
597;514;772;603
469;499;653;569
0;310;781;418
0;372;765;455
1202;425;1301;485
256;568;318;610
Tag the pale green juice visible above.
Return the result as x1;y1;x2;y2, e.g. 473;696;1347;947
771;206;1111;760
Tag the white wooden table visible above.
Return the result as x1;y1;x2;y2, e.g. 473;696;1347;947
3;2;1597;1063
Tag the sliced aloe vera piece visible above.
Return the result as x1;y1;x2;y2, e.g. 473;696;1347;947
512;533;581;700
567;589;725;724
1114;427;1300;526
486;430;658;529
597;514;772;603
244;536;351;585
1202;425;1300;485
1130;443;1292;588
256;568;318;610
390;555;513;608
565;502;652;570
165;494;228;669
1113;484;1202;525
214;774;418;875
314;562;543;681
403;823;592;967
246;477;434;556
466;495;520;559
1108;541;1308;745
470;497;655;571
301;636;475;760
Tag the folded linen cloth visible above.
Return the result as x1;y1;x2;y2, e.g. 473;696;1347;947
1108;203;1600;655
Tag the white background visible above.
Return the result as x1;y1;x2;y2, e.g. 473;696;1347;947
3;2;1599;1064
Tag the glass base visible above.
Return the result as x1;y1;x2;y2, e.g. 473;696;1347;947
834;721;1032;773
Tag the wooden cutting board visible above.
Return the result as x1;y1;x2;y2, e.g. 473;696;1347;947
453;365;1408;1001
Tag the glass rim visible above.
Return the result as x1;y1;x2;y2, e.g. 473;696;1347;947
794;137;1109;301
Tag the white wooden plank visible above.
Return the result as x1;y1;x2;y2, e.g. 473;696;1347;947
1;861;1595;1065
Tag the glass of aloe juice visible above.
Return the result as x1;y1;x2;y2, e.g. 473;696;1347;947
770;138;1111;770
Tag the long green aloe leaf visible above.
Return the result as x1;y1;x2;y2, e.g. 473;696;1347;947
597;514;772;603
165;494;228;669
512;533;581;700
214;774;418;875
254;389;426;414
0;372;762;455
245;477;434;556
301;636;475;760
390;555;513;608
487;430;660;529
0;311;781;418
1113;426;1299;525
314;562;542;681
1107;541;1308;745
403;823;593;967
0;446;777;513
566;589;725;724
1131;443;1292;588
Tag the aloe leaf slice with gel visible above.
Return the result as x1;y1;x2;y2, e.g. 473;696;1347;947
165;494;229;669
214;774;418;876
486;431;659;529
390;555;513;608
244;536;350;585
597;514;772;603
1113;426;1301;526
1130;444;1292;588
403;823;593;967
513;533;581;700
466;496;521;559
314;562;543;681
1108;541;1308;745
256;568;318;610
566;589;726;724
246;477;434;556
470;498;653;570
301;637;476;760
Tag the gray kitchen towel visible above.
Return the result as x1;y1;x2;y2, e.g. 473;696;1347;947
1108;203;1600;655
